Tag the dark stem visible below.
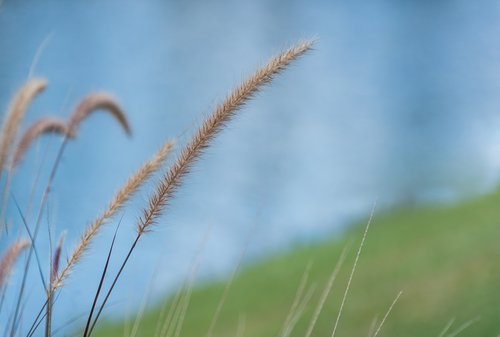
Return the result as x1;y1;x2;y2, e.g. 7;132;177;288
83;223;120;337
10;136;68;337
87;233;141;337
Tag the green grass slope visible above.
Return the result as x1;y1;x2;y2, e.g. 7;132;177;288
95;189;500;337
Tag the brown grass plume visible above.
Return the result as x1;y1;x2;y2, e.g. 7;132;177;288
67;93;132;138
0;79;47;170
53;140;175;289
0;239;30;288
12;117;68;168
137;40;314;235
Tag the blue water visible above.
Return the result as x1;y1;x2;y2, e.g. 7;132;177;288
1;0;500;333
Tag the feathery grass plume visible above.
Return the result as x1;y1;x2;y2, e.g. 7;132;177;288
51;232;65;282
0;239;30;287
41;93;133;290
46;233;66;337
12;117;68;168
0;79;47;170
10;93;133;336
53;140;175;289
67;93;132;138
82;41;314;334
138;39;314;235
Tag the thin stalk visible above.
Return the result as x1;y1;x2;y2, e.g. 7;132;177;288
331;204;375;337
89;39;314;336
10;136;68;337
83;223;120;337
86;234;140;337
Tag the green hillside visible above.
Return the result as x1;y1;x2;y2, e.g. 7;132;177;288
95;189;500;337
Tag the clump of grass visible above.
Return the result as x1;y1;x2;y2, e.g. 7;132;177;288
0;39;315;337
0;81;134;337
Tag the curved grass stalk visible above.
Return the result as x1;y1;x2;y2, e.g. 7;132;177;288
331;204;375;337
304;246;348;337
372;291;403;337
54;140;174;290
67;93;131;138
11;117;68;169
85;39;315;335
0;79;47;171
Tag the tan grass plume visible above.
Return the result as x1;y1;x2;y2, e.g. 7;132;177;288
0;79;47;170
137;40;314;235
12;117;68;168
52;232;66;282
60;41;314;332
0;239;30;287
67;93;132;138
53;140;175;289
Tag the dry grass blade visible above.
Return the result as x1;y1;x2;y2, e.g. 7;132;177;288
12;117;68;168
0;239;30;287
157;283;188;337
137;39;314;235
205;237;250;337
156;227;211;337
281;285;316;337
280;262;312;337
129;276;156;337
53;141;175;289
67;93;131;138
304;246;349;337
0;78;47;170
331;203;375;337
367;315;379;337
437;318;455;337
372;291;402;337
28;33;53;79
236;314;246;337
170;284;193;337
446;317;480;337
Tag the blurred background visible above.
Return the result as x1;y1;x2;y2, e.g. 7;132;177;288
1;0;500;334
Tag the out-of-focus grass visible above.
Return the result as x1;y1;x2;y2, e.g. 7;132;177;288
95;189;500;337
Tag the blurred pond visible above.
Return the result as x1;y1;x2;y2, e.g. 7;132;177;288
1;0;500;332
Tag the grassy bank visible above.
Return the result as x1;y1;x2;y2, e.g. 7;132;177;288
95;189;500;337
